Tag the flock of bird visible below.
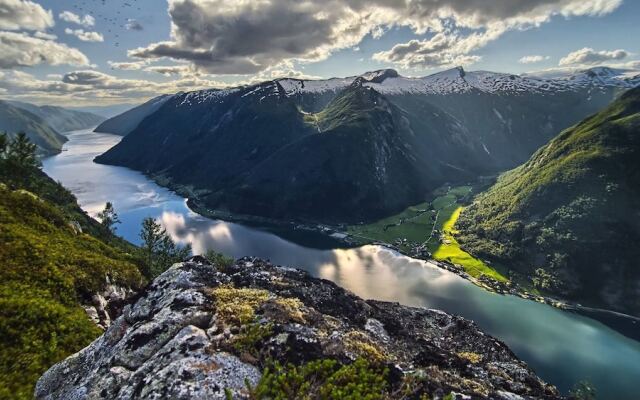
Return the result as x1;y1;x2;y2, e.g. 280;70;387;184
69;0;145;47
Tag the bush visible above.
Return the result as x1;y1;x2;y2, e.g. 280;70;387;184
250;358;389;400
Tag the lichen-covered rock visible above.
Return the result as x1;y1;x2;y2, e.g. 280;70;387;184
36;257;561;399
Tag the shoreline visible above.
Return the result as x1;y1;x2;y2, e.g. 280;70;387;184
99;165;640;332
186;197;640;330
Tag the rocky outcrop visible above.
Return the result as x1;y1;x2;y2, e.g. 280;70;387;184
83;281;136;330
36;257;560;399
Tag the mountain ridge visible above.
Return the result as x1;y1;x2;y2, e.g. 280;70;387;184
456;86;640;316
95;66;639;223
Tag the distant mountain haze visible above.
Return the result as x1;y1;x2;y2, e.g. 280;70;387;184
0;100;105;156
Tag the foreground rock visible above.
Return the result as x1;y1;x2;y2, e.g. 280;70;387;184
36;257;561;399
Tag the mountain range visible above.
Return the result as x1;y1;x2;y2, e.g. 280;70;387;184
0;100;105;156
95;66;639;222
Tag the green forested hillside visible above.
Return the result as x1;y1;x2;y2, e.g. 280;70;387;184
0;134;145;399
457;87;640;316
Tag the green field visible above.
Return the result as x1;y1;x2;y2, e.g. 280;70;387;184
432;207;508;282
347;185;472;248
346;184;508;283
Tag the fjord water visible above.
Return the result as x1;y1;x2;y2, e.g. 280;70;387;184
44;129;640;399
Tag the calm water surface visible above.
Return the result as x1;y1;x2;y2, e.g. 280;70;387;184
44;129;640;399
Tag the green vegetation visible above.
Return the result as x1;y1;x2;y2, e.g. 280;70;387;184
203;249;235;270
250;358;389;400
347;185;472;250
456;87;640;315
139;216;191;278
0;133;144;399
433;207;507;282
347;184;507;282
96;201;120;235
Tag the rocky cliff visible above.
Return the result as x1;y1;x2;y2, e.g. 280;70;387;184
36;257;560;399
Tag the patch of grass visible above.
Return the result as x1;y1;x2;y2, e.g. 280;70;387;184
250;358;389;400
457;351;483;364
209;286;271;325
432;207;507;282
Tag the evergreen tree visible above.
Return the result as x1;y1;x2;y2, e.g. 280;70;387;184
139;217;191;278
7;132;40;170
97;202;120;234
3;132;40;188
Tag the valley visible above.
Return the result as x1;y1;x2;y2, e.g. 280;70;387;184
40;128;640;399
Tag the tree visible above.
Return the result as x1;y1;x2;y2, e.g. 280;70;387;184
97;202;120;234
7;132;40;170
140;217;164;276
203;249;234;269
139;217;191;278
2;132;40;188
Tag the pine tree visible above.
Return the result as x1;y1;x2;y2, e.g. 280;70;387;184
2;132;40;188
7;132;40;170
139;217;191;278
97;202;121;234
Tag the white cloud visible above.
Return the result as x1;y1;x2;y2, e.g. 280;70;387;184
0;31;90;68
0;0;53;31
144;65;192;76
519;55;550;64
372;28;503;69
0;68;231;106
127;0;622;74
559;47;629;66
59;11;95;27
65;28;104;42
33;31;57;40
108;60;148;70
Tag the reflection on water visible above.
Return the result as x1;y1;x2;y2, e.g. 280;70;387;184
43;130;640;399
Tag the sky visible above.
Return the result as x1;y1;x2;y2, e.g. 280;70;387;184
0;0;639;107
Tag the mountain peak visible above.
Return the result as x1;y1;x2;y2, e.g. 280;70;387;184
359;68;399;83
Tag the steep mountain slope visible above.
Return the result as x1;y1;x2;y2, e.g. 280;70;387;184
93;94;173;135
8;101;105;132
456;87;640;316
97;79;492;222
0;167;144;399
0;101;67;156
213;80;493;221
96;67;639;222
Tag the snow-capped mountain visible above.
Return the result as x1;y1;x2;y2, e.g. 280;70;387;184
276;66;640;97
93;65;639;222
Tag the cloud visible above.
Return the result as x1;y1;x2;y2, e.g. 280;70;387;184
0;31;90;68
144;65;192;76
64;28;104;42
58;11;95;27
0;68;230;106
33;31;57;40
0;0;54;31
125;18;143;31
519;55;550;64
372;28;503;69
108;60;148;70
128;0;621;74
559;47;629;66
